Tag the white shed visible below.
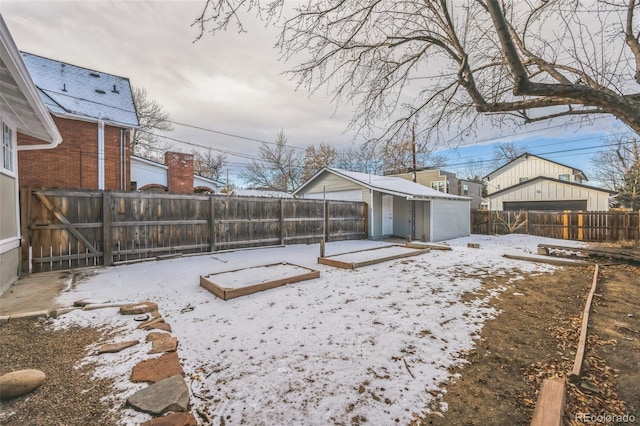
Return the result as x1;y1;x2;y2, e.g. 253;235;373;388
293;168;471;242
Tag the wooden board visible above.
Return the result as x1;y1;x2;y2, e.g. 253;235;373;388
318;245;430;269
200;262;320;300
538;244;640;262
530;378;566;426
503;253;592;266
405;242;452;251
569;264;600;382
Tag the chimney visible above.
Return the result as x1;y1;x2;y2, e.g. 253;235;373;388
165;151;194;194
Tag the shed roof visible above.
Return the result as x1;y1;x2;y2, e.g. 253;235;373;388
295;168;470;201
20;52;139;128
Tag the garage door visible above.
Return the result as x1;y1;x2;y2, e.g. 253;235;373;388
503;200;587;211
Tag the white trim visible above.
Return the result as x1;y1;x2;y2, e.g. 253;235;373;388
98;120;105;189
0;237;20;255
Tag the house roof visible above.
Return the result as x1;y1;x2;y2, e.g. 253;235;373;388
294;167;470;201
0;15;61;145
20;52;139;128
484;152;588;181
486;176;616;198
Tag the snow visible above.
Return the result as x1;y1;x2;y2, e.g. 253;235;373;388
21;52;138;127
52;234;585;425
204;263;314;289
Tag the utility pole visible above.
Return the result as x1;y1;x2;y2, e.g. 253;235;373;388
411;125;416;240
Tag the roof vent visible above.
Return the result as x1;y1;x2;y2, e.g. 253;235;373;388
62;83;67;92
112;84;119;94
89;72;100;78
95;89;106;94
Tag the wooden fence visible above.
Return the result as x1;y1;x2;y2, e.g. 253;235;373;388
20;188;367;273
472;210;640;242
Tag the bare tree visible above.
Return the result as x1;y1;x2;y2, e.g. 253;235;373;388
302;143;338;181
195;1;640;142
131;87;174;161
492;141;528;168
192;148;227;180
334;143;381;174
240;130;302;191
591;135;640;209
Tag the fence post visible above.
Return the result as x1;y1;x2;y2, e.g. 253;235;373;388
578;211;584;241
324;200;330;242
563;211;569;240
102;191;112;266
210;196;216;252
487;210;492;235
280;198;285;245
525;211;529;235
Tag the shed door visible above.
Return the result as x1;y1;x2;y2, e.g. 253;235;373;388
382;195;393;235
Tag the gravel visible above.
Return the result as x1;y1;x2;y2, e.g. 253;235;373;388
0;318;119;426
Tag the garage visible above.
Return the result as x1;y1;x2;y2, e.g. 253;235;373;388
504;200;588;211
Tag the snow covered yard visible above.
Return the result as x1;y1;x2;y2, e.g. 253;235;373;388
53;234;583;425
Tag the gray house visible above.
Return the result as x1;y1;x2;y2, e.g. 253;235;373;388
293;168;471;242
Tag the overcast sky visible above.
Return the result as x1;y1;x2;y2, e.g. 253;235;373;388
1;0;627;185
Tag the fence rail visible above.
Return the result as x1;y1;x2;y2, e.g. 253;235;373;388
472;210;640;242
20;188;368;273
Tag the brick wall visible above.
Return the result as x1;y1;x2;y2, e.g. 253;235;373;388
165;151;194;194
18;116;130;190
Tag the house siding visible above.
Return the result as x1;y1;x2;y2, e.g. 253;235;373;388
0;247;19;295
18;116;130;190
489;180;610;211
486;156;580;194
0;173;17;241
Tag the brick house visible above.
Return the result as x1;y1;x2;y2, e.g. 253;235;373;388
17;52;139;190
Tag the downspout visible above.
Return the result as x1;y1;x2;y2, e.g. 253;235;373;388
119;129;125;190
98;120;105;190
369;188;374;238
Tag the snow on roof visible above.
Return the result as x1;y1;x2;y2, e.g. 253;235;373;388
20;52;139;127
321;168;469;201
232;188;294;198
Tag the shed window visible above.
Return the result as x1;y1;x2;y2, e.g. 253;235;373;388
462;184;469;196
2;122;14;172
558;174;570;181
519;177;528;183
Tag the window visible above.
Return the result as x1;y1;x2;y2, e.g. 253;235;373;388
519;177;528;183
2;122;14;172
431;181;446;193
462;183;469;196
559;174;570;181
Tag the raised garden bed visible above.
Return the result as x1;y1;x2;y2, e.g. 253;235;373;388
318;245;430;269
199;262;320;300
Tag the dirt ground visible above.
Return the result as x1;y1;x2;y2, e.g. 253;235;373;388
421;262;640;425
0;256;638;425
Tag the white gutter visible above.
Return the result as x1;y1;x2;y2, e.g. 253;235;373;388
98;120;105;189
1;14;61;149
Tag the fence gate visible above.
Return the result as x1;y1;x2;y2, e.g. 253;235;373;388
21;188;104;273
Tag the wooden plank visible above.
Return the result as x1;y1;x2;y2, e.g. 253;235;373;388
569;264;600;382
112;220;209;226
30;223;102;229
279;198;285;245
503;253;592;266
318;246;429;269
351;248;429;268
530;378;566;426
32;252;103;263
405;242;452;251
317;257;356;269
33;191;100;254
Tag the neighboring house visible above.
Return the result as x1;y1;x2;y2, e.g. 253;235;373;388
385;168;483;209
1;15;62;292
231;188;294;198
17;52;139;190
483;153;614;211
130;152;222;194
293;167;470;242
